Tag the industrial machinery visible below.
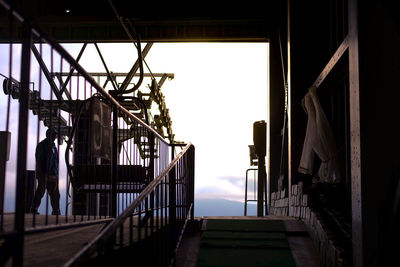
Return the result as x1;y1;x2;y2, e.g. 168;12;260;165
1;34;176;216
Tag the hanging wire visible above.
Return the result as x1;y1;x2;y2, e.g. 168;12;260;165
278;30;288;184
107;0;156;85
126;19;155;80
278;31;288;113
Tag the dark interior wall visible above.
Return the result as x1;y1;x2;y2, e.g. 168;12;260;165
268;0;287;193
289;0;400;265
357;1;400;265
290;0;339;182
269;0;346;193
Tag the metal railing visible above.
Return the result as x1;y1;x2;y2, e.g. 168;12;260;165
244;168;258;216
65;143;195;267
0;1;194;266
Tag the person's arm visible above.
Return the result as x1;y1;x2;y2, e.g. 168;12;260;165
35;142;45;173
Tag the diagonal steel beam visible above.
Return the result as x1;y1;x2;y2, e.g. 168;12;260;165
54;73;72;101
157;73;169;89
94;43;118;91
119;42;153;91
31;45;65;105
59;42;87;100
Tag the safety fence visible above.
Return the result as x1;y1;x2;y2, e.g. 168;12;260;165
65;143;195;267
0;1;193;266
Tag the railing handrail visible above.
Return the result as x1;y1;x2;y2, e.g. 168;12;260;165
63;142;194;267
0;0;169;144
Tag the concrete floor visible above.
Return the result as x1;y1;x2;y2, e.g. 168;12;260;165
0;213;168;266
1;214;110;266
0;214;322;266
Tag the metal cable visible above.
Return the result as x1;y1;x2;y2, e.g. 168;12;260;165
107;0;150;94
278;30;288;183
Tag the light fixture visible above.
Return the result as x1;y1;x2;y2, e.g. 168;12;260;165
2;77;20;99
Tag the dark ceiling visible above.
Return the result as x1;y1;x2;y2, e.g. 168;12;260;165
1;0;277;42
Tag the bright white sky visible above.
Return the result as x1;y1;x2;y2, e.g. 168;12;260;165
139;43;269;202
0;42;268;211
65;42;269;203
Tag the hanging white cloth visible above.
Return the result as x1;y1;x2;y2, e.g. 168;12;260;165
298;86;341;183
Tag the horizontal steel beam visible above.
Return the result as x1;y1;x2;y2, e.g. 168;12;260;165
53;72;174;79
0;18;269;43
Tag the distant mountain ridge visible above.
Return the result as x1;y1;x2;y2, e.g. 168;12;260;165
4;196;257;217
194;198;257;217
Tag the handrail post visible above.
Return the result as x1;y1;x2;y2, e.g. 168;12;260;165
13;22;32;267
149;132;155;226
63;144;193;266
257;158;265;217
189;146;195;221
244;169;249;216
169;164;176;257
111;101;118;218
171;144;175;161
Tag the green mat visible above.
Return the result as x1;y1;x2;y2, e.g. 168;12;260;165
197;219;297;267
202;231;287;240
204;219;287;232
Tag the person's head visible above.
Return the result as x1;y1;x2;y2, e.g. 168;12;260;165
46;128;57;142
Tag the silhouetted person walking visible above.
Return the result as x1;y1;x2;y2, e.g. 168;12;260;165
31;128;60;215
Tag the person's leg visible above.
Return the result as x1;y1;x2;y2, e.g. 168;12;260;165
31;172;46;213
47;176;60;215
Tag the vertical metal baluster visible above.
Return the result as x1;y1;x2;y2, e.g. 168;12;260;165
123;116;126;215
159;179;163;265
161;176;168;264
74;73;79;223
190;146;195;221
32;41;42;228
56;53;62;224
44;47;53;223
111;104;117;218
13;22;32;267
119;224;123;248
84;81;91;222
0;10;13;232
137;202;141;243
65;65;72;224
128;129;132;207
169;166;176;262
129;214;133;245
